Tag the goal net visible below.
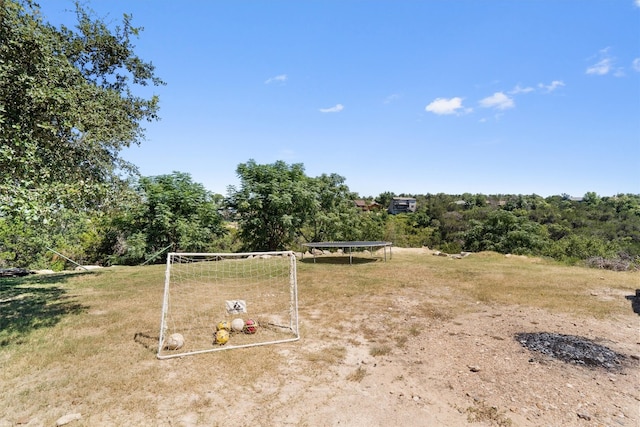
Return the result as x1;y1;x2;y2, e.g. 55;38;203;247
157;251;299;359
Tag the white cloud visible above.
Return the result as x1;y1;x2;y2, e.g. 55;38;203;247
319;104;344;113
635;0;640;8
586;58;613;75
509;84;535;94
538;80;565;92
264;74;287;84
479;92;514;110
632;58;640;72
586;48;614;75
425;97;466;115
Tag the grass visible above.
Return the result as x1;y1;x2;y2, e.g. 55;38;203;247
0;251;638;425
465;399;513;426
369;345;392;357
346;366;367;382
304;346;346;364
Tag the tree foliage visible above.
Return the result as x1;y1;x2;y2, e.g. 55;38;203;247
105;172;226;265
303;173;362;243
0;0;163;220
375;192;639;269
227;160;316;251
226;161;370;251
463;210;549;255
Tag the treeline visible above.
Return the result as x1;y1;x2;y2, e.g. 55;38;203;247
382;192;640;270
1;162;638;271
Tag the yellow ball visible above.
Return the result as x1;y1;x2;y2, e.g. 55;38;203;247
215;329;229;345
216;321;231;332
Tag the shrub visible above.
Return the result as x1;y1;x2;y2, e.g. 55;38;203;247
585;253;639;271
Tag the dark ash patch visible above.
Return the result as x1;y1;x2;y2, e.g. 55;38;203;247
515;332;626;369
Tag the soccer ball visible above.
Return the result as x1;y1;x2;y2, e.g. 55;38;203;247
216;320;231;332
215;329;229;345
164;333;185;350
231;318;245;332
243;319;258;334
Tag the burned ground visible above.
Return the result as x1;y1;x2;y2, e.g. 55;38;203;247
515;332;632;369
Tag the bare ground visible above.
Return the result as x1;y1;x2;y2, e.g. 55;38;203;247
2;248;638;426
151;249;639;427
194;307;638;427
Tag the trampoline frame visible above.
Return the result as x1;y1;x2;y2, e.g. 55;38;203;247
302;241;393;264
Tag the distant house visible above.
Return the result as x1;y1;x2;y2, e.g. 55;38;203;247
388;197;417;214
354;199;383;211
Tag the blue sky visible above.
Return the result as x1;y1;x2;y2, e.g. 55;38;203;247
42;1;639;198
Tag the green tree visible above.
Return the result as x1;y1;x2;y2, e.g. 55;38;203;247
227;160;316;251
0;200;112;269
463;210;549;255
544;234;616;264
0;216;49;268
303;173;361;243
0;0;163;221
375;191;395;210
582;191;601;206
383;214;436;248
358;211;386;242
106;172;226;265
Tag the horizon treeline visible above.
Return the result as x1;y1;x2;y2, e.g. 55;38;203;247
1;166;638;271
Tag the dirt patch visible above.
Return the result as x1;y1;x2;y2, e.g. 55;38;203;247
290;304;639;427
178;301;639;427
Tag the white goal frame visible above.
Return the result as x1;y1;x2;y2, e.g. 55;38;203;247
157;251;299;359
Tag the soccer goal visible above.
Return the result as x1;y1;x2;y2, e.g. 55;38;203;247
157;251;299;359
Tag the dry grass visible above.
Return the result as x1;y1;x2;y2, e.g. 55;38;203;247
0;251;638;425
304;345;346;365
465;399;513;426
346;366;367;382
369;344;392;357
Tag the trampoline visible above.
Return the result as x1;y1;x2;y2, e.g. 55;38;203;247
302;241;393;264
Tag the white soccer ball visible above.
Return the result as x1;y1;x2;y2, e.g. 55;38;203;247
231;318;245;332
164;333;185;350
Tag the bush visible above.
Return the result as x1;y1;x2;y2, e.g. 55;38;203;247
585;253;639;271
439;241;462;254
544;234;618;265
